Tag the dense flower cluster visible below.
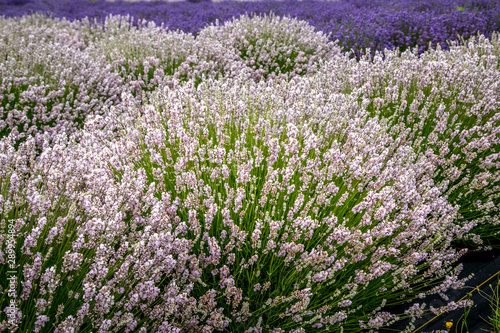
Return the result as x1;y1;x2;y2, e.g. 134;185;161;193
0;8;499;333
195;12;341;82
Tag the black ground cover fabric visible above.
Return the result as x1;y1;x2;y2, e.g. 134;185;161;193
384;248;500;332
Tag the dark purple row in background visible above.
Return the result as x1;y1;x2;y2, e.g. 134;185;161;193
1;0;500;58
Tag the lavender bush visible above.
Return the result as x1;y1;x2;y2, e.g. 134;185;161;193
1;71;475;331
0;14;125;150
86;14;251;100
117;75;471;331
309;33;500;247
0;13;91;50
195;12;342;83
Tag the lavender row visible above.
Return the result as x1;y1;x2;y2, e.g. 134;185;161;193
1;0;500;59
2;11;499;246
0;72;472;332
0;12;499;332
0;13;341;149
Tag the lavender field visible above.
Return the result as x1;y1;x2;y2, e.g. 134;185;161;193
0;0;500;332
